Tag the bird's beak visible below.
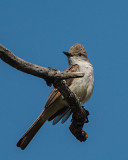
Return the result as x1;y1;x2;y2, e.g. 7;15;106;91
63;51;71;57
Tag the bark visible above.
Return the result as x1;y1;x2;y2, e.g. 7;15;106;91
0;44;84;86
0;44;88;142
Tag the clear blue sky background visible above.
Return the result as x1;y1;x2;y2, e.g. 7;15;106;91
0;0;128;159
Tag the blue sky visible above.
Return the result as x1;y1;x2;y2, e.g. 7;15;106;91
0;0;128;159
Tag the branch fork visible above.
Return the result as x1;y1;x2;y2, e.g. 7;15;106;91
0;44;89;142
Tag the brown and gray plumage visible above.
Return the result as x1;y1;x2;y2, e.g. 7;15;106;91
17;44;94;150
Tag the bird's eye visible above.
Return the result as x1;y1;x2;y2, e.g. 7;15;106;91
78;53;82;56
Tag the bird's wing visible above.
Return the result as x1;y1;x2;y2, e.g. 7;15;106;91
45;64;80;109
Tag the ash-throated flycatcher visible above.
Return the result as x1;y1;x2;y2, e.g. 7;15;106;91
17;44;94;150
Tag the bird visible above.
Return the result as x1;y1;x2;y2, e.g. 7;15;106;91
16;43;94;150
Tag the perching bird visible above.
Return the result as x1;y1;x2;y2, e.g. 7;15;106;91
17;44;94;150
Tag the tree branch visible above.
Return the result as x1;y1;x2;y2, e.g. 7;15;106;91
54;80;89;142
0;44;88;142
0;44;84;86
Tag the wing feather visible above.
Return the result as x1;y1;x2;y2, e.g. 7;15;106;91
45;64;79;109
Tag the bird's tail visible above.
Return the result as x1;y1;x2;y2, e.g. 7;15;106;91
16;114;46;150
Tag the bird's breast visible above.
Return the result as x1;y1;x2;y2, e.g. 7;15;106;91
69;61;94;103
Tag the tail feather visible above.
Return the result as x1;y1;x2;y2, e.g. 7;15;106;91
17;116;46;150
52;108;70;125
61;109;72;124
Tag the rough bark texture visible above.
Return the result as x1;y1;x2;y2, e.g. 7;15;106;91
54;80;89;142
0;44;88;142
0;44;84;86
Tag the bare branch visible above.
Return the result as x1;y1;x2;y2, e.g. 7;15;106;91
0;44;88;142
54;80;88;141
0;44;84;86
